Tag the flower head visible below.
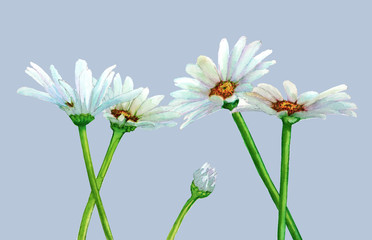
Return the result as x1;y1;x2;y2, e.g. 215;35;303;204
236;80;357;122
17;59;142;125
192;162;217;194
103;75;180;130
170;36;275;129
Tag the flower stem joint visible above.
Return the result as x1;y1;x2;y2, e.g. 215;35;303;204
222;99;239;111
70;114;95;126
110;122;137;133
190;181;212;199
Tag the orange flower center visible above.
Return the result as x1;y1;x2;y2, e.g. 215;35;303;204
65;101;74;107
209;81;237;99
111;109;139;122
272;101;305;115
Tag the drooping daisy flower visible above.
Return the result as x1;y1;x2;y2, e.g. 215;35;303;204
170;36;276;129
192;162;217;193
103;74;180;130
17;59;142;125
236;80;357;121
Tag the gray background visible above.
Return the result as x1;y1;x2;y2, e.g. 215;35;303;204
1;0;371;239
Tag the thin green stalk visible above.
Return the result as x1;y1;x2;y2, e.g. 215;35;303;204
78;125;113;240
231;112;302;240
78;129;124;240
167;195;199;240
278;119;292;240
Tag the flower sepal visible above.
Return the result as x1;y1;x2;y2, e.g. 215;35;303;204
110;122;136;133
281;116;300;125
70;114;95;126
222;99;239;111
190;181;212;199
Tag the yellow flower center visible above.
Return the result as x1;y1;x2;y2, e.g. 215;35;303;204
209;81;237;99
272;101;305;115
111;109;139;122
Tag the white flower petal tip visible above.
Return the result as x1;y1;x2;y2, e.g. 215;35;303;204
192;162;217;194
239;80;357;122
103;77;179;130
19;59;125;120
172;36;274;128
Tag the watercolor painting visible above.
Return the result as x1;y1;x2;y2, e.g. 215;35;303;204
1;1;370;239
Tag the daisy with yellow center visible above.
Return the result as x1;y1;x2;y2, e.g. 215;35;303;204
236;80;357;121
103;75;179;130
170;36;276;129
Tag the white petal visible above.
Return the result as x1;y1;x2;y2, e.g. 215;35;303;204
218;38;229;80
186;64;215;88
253;86;279;102
113;73;122;96
129;88;149;114
232;40;261;80
226;36;246;80
235;83;253;92
17;87;60;105
92;88;143;116
297;91;319;105
196;56;220;84
141;111;180;122
27;64;64;104
122;76;134;93
292;111;326;120
256;83;284;101
171;99;209;115
74;59;88;95
255;60;277;70
283;80;298;102
225;94;238;103
305;84;347;106
170;90;205;100
136;95;164;116
90;64;116;109
240;69;269;84
79;69;93;110
209;95;224;106
181;103;219;129
238;49;273;79
174;77;210;93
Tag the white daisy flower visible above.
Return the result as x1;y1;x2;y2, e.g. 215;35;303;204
103;75;180;130
170;36;276;129
236;80;357;121
193;162;217;193
17;59;142;125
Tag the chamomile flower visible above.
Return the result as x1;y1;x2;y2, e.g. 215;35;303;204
236;80;357;121
103;75;179;130
17;59;142;125
170;36;276;129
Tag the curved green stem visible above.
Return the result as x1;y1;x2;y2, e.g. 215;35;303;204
78;126;113;240
278;119;293;240
232;112;302;240
78;129;124;239
167;195;199;240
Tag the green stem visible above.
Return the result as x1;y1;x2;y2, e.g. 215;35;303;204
78;129;124;240
278;119;293;240
231;112;302;240
78;126;114;240
167;195;199;240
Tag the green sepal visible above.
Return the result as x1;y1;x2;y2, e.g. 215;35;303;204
190;181;211;199
70;114;95;126
281;116;301;125
222;99;239;111
110;122;137;133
